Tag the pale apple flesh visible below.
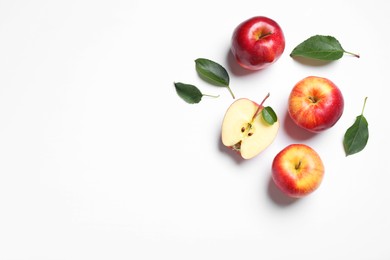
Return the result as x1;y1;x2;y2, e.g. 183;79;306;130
221;98;279;159
272;144;324;198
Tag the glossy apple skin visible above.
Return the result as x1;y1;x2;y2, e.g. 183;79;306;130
288;76;344;133
231;16;285;70
272;144;325;198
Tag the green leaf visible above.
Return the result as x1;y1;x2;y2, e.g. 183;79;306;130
174;82;203;104
343;97;369;156
195;58;235;99
174;82;219;104
290;35;359;61
261;106;277;125
195;58;229;86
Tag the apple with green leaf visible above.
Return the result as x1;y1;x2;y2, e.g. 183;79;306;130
272;144;325;198
221;93;279;159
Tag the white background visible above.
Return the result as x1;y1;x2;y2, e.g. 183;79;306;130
1;0;389;259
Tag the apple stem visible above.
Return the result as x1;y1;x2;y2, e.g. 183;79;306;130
295;160;302;170
258;32;273;40
227;86;235;99
251;92;270;121
203;93;220;98
344;50;360;58
259;92;270;107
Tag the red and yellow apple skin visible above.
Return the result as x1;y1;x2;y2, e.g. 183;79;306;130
272;144;324;198
231;16;285;70
288;76;344;133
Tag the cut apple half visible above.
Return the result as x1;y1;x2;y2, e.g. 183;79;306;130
221;97;279;159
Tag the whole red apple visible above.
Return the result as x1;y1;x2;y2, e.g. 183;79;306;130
288;76;344;133
231;16;285;70
272;144;325;198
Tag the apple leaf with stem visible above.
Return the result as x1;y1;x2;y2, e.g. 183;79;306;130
174;82;219;104
343;97;369;156
262;106;278;125
252;93;277;125
195;58;235;99
290;35;360;61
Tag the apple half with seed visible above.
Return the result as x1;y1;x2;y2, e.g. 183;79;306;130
221;94;279;159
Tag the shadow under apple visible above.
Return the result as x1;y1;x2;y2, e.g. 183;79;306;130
217;131;246;165
225;48;259;77
283;110;317;141
267;176;299;207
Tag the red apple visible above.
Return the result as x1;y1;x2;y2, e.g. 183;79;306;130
272;144;325;198
231;16;285;70
288;76;344;133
